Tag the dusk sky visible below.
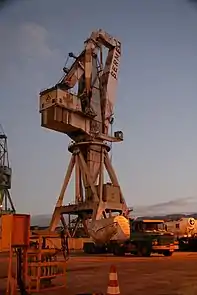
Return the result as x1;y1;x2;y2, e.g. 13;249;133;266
1;0;197;215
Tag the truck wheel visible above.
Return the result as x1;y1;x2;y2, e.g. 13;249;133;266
113;245;125;256
137;246;151;257
163;251;173;257
83;243;96;254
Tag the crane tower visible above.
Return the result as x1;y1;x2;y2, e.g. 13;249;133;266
0;125;15;214
39;29;129;235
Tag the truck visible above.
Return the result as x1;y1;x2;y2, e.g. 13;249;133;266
165;217;197;251
83;218;176;257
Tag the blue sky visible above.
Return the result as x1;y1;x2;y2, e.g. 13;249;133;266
1;0;197;215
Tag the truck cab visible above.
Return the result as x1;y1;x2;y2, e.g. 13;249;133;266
111;219;175;257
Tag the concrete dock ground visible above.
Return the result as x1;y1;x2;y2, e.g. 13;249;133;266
1;252;197;294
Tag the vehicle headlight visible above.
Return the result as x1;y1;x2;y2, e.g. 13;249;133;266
152;239;158;245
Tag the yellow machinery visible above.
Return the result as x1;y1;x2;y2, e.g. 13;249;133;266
1;214;68;294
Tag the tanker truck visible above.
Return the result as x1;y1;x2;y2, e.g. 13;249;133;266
165;217;197;251
83;216;175;257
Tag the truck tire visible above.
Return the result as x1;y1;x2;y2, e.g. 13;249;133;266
137;245;151;257
163;250;173;257
113;245;125;256
83;242;96;254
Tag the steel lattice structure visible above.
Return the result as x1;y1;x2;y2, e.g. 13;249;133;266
0;125;15;214
39;29;131;236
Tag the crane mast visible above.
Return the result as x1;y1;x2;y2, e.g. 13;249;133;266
0;125;15;215
39;29;129;235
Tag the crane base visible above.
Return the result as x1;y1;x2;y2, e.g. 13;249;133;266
49;140;128;236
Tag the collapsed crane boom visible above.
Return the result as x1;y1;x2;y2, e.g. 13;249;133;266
58;29;121;136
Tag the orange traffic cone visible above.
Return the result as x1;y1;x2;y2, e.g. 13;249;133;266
106;265;120;295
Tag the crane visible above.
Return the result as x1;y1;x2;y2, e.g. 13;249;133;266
39;29;130;238
0;125;15;214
